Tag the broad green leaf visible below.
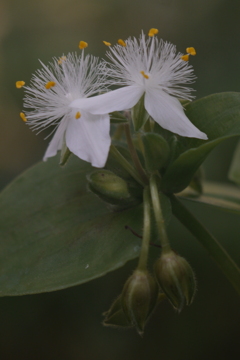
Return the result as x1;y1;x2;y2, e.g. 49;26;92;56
161;93;240;193
0;148;176;296
0;156;144;296
178;181;240;214
228;139;240;185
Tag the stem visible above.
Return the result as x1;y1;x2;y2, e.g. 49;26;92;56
109;145;145;187
138;186;151;270
170;195;240;296
149;174;171;252
124;124;149;185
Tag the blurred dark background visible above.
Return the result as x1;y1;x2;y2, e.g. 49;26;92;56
0;0;240;359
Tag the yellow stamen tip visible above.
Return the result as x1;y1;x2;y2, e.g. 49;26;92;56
103;41;111;46
16;81;25;89
181;54;190;61
79;41;88;49
58;56;67;64
148;28;159;37
45;81;56;89
75;111;81;119
20;112;27;122
117;39;126;47
140;71;149;79
186;47;196;56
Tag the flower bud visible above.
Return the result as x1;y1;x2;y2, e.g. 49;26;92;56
121;269;158;335
154;250;196;312
87;169;141;209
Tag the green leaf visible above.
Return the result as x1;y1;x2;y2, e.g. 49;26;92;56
0;156;144;296
178;181;240;215
141;133;170;173
161;93;240;193
228;139;240;185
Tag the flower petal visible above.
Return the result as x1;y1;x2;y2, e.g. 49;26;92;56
144;89;208;139
70;86;144;115
66;112;111;168
43;118;68;161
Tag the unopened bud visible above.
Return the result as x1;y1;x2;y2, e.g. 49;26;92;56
87;170;141;209
154;250;196;312
121;269;158;335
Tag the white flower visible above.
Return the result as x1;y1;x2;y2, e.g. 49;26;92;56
70;32;207;140
22;52;111;168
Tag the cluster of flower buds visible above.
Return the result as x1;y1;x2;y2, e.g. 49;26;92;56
103;250;196;334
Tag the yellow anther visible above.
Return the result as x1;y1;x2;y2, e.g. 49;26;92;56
75;111;81;119
148;28;159;37
186;47;196;56
103;41;111;46
58;56;67;65
20;112;27;122
117;39;126;47
140;71;149;79
181;54;190;61
16;81;25;89
45;81;56;89
79;41;88;49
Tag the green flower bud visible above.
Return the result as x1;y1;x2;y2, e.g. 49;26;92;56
121;269;158;335
154;250;196;312
87;169;141;209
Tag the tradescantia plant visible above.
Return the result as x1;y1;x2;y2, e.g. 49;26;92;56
1;28;240;335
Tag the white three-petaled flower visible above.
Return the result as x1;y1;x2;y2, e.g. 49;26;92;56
22;52;111;167
70;32;207;140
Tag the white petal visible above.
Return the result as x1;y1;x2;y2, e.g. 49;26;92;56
43;118;68;161
66;113;111;168
144;89;208;139
69;86;144;114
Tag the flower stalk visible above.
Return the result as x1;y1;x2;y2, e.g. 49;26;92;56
124;123;149;185
137;186;152;271
149;174;171;252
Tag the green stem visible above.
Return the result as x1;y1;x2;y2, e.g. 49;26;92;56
149;174;171;252
109;145;145;187
138;186;151;270
124;124;149;185
170;195;240;296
